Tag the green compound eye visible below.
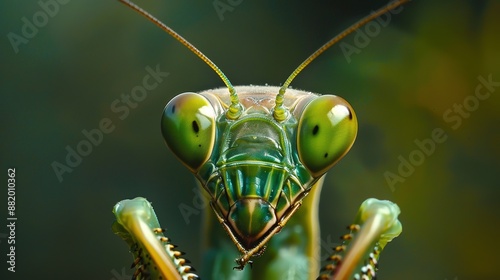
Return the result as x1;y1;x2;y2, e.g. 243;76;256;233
297;95;358;176
161;93;216;172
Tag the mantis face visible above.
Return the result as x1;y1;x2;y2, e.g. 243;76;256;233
161;86;357;265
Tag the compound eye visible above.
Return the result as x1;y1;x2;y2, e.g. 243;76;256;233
161;93;216;171
297;95;358;176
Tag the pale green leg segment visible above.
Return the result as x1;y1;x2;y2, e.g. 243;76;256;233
113;197;199;280
319;198;402;280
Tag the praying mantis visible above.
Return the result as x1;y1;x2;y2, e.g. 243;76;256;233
112;1;407;279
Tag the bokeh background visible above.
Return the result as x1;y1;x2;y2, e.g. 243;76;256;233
1;0;498;279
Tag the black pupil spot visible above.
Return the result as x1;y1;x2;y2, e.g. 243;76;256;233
171;105;176;113
324;153;328;158
312;125;319;135
348;109;353;120
192;121;199;133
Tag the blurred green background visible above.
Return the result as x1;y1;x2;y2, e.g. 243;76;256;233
1;0;498;279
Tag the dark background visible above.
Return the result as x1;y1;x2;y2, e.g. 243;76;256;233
1;0;498;279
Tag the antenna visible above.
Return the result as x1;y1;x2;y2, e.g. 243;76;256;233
273;0;411;121
117;0;243;119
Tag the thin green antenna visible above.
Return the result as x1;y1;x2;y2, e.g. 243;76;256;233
273;0;411;121
118;0;242;119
